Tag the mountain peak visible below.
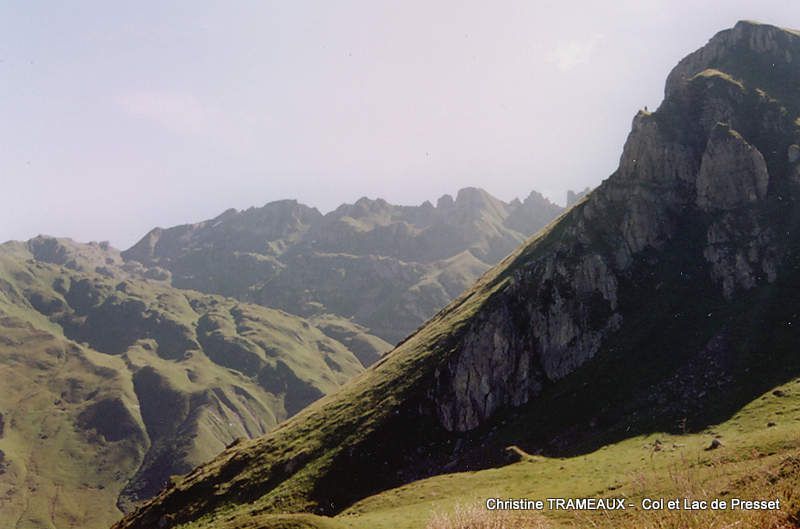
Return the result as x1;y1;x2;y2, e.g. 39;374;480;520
113;23;800;528
453;186;494;206
436;193;455;209
665;20;800;100
566;187;592;207
733;19;800;36
120;188;562;344
521;189;556;206
213;207;239;220
452;187;508;220
26;235;121;271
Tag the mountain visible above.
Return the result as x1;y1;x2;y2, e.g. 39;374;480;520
122;188;563;347
115;21;800;529
566;186;592;207
0;236;370;529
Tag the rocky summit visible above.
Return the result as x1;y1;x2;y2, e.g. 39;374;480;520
113;21;800;529
0;189;564;527
122;188;563;348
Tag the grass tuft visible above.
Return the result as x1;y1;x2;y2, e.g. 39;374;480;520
427;503;550;529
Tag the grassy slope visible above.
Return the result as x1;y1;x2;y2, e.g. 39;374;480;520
115;22;800;529
145;186;800;529
339;378;800;529
0;317;142;529
0;241;367;529
156;374;800;529
112;212;579;529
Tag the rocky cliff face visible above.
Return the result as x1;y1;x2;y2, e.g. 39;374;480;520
114;21;800;529
123;188;563;346
665;21;800;100
431;21;800;431
566;187;592;207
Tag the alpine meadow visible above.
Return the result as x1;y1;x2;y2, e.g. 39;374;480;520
3;8;800;529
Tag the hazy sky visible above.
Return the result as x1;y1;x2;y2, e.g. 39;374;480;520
2;1;798;248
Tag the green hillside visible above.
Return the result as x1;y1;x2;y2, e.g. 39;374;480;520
0;237;367;529
114;20;800;529
151;378;800;529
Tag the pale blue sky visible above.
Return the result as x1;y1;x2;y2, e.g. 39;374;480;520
2;1;798;248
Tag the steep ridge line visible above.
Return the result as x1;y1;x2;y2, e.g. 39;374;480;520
114;20;800;529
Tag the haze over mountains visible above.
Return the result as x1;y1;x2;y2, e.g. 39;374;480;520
123;187;563;347
3;16;800;529
0;187;564;528
110;20;800;529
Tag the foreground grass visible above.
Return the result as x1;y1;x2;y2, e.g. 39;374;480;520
415;451;799;529
172;375;800;529
427;504;551;529
333;377;800;529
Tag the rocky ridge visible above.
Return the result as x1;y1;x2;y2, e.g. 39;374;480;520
113;21;800;529
434;20;800;430
123;188;563;346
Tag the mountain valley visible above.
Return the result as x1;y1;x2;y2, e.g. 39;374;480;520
4;17;800;529
112;20;800;529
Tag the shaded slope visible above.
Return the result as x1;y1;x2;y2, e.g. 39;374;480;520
123;188;563;345
0;237;364;528
114;20;800;529
337;377;800;529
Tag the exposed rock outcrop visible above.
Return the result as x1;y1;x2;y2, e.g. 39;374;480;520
123;188;563;345
113;21;800;529
431;20;799;432
566;187;592;207
696;124;769;210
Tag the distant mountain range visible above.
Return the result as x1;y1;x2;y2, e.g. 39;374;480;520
123;187;564;349
10;17;799;529
0;187;565;529
112;20;800;529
